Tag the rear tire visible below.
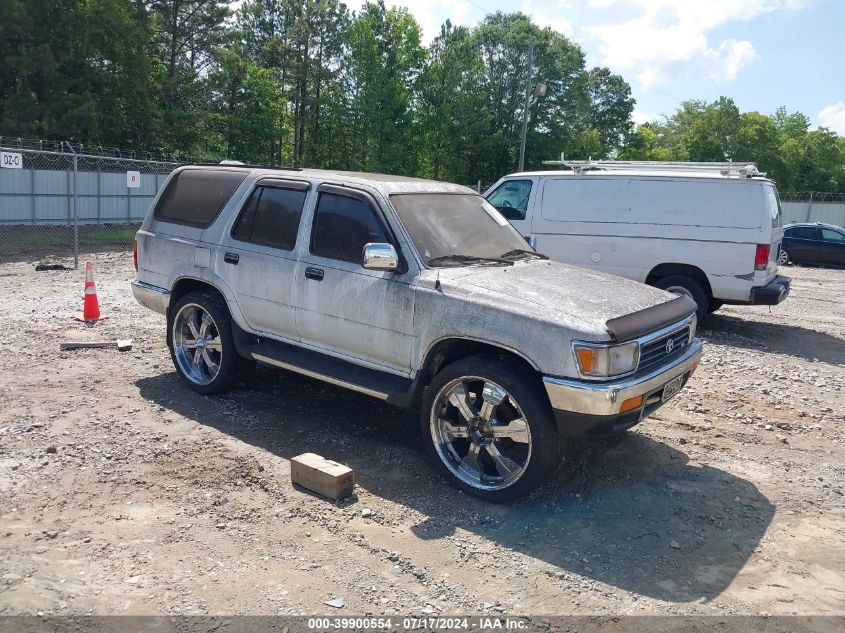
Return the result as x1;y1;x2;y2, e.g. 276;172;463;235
167;291;241;395
420;354;562;503
654;275;709;322
778;249;791;266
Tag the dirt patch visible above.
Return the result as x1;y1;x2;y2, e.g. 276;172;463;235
0;254;843;615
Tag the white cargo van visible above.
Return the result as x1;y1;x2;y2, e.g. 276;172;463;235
484;161;791;319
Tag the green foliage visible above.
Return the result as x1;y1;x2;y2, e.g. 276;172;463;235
621;99;845;193
2;2;841;192
417;21;489;182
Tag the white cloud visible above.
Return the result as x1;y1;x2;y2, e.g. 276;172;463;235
383;0;474;42
522;0;574;36
703;38;759;83
631;110;659;125
818;102;845;135
583;0;812;88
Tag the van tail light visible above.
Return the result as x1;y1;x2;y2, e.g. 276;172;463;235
754;244;770;270
133;240;138;272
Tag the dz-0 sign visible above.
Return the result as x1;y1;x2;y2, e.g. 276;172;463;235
1;152;23;169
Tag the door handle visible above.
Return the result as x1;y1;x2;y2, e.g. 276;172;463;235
224;252;240;265
305;266;324;281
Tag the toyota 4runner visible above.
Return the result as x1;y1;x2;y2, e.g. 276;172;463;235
133;166;703;502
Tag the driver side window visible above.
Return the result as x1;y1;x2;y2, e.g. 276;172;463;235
821;229;845;242
486;180;532;221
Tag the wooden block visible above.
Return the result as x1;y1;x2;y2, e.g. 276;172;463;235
290;453;355;500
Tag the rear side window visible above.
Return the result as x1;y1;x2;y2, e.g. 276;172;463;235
310;192;391;264
154;169;246;228
789;226;817;239
231;186;307;250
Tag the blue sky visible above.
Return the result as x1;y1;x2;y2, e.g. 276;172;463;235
378;0;845;134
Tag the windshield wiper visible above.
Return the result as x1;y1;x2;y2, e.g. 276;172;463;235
427;254;514;267
500;248;549;261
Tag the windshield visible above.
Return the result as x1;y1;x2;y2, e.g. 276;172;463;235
390;193;531;266
486;179;532;221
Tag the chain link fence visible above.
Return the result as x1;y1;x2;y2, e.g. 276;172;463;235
4;137;842;267
0;138;191;266
778;191;845;203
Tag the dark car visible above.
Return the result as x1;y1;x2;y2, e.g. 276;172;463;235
780;223;845;266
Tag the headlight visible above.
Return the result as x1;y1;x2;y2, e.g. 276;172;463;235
573;340;639;378
688;314;697;343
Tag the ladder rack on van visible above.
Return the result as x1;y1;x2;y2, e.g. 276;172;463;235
541;160;764;178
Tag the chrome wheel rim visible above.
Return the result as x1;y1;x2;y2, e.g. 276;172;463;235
778;250;789;265
172;303;223;385
430;376;532;491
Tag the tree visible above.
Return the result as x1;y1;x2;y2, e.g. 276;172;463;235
344;0;424;174
0;0;157;146
585;67;635;156
236;0;351;166
733;111;784;181
617;124;671;161
417;22;488;182
472;13;587;180
146;0;232;151
798;128;845;192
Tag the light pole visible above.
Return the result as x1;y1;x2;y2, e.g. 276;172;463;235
518;42;546;173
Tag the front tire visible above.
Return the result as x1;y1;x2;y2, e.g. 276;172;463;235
167;291;240;395
420;355;562;503
654;275;709;322
778;249;791;265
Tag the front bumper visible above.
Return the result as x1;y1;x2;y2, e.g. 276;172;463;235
131;280;170;315
749;275;791;305
543;338;703;438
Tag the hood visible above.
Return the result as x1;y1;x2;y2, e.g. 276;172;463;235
422;259;689;341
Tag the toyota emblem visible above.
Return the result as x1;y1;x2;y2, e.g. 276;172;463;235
665;338;674;354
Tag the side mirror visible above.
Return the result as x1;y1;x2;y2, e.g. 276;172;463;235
362;243;399;271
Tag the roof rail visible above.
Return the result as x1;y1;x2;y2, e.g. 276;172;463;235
541;159;764;178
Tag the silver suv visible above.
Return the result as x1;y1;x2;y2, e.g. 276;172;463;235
132;166;703;501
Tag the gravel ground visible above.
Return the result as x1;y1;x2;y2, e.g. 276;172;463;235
0;253;843;617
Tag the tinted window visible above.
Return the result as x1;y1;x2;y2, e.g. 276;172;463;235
311;192;392;264
821;228;845;242
232;186;306;250
788;226;817;239
154;169;246;227
486;180;532;221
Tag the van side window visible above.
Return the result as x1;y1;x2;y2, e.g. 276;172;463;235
154;169;246;228
231;186;307;251
486;180;532;221
310;192;392;264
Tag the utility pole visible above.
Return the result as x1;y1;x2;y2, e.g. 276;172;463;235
518;40;534;173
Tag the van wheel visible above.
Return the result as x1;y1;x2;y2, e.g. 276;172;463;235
655;276;708;321
421;354;562;503
167;292;240;395
707;299;723;314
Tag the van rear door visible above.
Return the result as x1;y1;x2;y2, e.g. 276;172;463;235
759;184;784;283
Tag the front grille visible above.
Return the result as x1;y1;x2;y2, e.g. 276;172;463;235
638;326;690;372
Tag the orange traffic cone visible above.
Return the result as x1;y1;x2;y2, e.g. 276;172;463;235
75;261;106;323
